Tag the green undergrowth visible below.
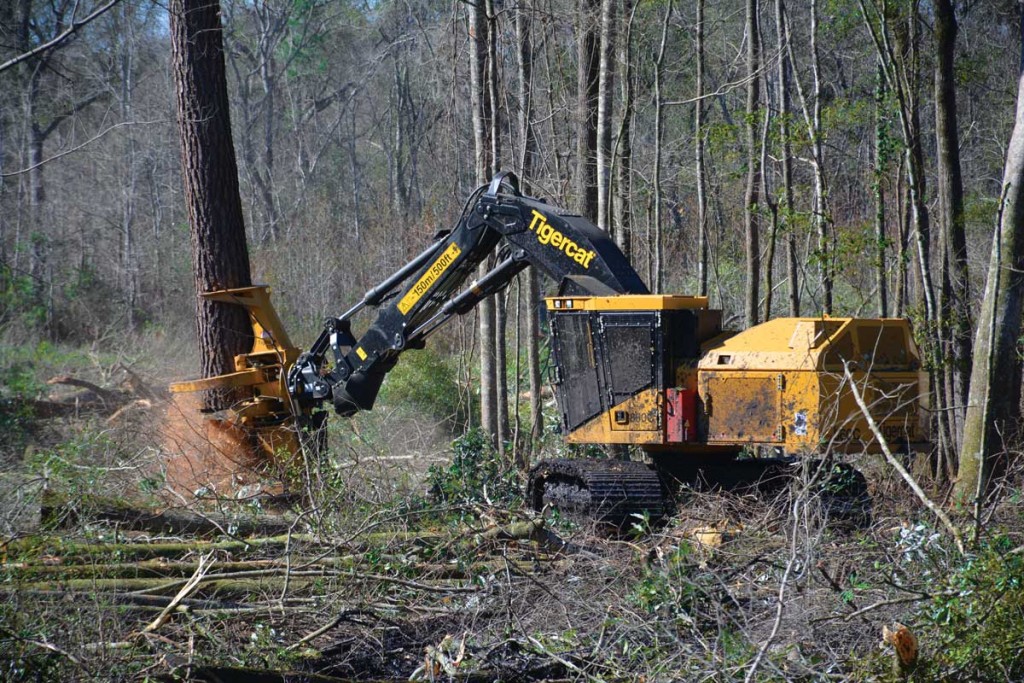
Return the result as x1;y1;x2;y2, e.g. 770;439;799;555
423;428;523;515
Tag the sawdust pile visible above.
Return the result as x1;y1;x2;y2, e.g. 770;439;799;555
158;394;282;499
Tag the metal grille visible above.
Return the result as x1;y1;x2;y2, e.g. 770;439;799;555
551;313;603;431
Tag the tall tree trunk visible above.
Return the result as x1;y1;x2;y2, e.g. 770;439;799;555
576;0;599;221
516;0;543;462
956;1;1024;506
775;0;797;315
119;0;139;330
809;0;830;315
596;0;615;232
651;0;671;293
743;0;761;327
169;0;254;412
469;0;497;444
484;0;509;449
874;60;888;318
934;0;971;451
696;0;709;297
613;0;636;261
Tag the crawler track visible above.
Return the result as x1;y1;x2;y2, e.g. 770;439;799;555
527;458;666;524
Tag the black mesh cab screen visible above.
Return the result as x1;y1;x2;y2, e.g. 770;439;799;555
550;310;666;433
550;312;603;431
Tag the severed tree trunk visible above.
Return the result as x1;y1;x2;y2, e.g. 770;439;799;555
956;1;1024;506
743;0;761;327
169;0;254;412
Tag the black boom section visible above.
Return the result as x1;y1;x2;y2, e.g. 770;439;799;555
287;172;648;417
474;191;649;296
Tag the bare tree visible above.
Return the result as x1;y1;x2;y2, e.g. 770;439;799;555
775;0;797;315
576;0;599;221
744;0;761;326
468;0;498;445
934;0;971;448
516;0;543;462
596;0;615;232
695;0;709;298
956;0;1024;507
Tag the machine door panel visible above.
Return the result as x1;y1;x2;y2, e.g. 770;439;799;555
550;313;603;432
704;373;782;443
596;313;660;432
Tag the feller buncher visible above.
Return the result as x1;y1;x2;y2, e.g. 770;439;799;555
171;173;927;520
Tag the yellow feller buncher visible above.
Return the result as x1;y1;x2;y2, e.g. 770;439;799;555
172;173;927;521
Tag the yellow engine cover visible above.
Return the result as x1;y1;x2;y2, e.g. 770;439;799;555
696;317;926;454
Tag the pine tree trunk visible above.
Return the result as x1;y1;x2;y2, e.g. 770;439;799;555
169;0;254;412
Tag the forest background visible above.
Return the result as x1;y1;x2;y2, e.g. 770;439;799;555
3;0;1024;680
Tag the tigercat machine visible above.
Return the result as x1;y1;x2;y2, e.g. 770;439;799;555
172;173;927;520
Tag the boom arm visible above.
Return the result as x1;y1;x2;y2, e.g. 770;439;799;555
287;172;648;417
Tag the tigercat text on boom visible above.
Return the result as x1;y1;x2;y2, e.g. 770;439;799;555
529;209;597;268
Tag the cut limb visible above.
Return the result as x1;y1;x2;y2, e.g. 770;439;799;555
842;362;964;554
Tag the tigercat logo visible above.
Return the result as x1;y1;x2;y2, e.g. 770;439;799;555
529;210;597;268
398;243;462;314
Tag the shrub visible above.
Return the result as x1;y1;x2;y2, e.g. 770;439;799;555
917;538;1024;680
427;429;521;509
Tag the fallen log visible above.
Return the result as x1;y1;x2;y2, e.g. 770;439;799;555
40;491;302;537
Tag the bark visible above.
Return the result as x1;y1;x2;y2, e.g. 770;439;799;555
743;0;761;327
170;0;254;412
956;2;1024;506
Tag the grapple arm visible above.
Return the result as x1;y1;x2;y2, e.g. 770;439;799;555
288;172;648;417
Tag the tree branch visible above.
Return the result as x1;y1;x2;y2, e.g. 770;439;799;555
0;0;120;75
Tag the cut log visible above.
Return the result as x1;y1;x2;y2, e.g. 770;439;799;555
40;491;301;537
